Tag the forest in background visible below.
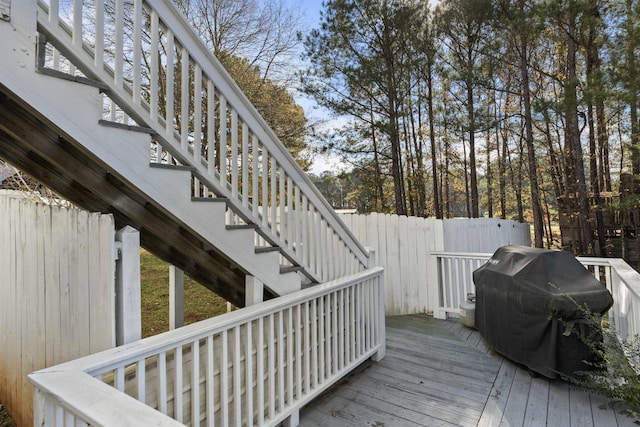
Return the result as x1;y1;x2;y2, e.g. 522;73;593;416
301;0;640;255
2;0;639;257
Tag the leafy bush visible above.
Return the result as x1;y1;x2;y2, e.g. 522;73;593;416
562;305;640;423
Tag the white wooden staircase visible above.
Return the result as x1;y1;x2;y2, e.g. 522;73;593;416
0;0;370;306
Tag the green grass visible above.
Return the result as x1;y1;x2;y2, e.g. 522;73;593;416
140;249;229;338
0;403;15;427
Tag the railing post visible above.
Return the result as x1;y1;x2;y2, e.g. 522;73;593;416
115;226;141;345
245;275;264;306
428;254;446;319
283;409;299;427
32;386;47;427
169;265;184;329
367;248;386;362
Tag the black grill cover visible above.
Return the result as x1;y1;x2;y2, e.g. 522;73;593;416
473;246;613;378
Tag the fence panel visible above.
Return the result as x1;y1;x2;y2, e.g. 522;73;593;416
442;218;531;252
0;196;115;426
339;214;530;315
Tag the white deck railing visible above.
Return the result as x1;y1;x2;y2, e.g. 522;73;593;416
432;252;640;354
29;267;385;427
34;0;368;283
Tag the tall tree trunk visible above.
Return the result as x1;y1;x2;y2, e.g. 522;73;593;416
401;111;416;216
499;94;509;220
628;0;640;175
542;110;564;197
389;103;406;215
511;130;525;223
408;94;426;217
444;137;451;218
486;126;493;218
586;11;606;256
370;103;385;211
566;10;592;254
466;69;479;217
597;99;611;192
427;68;442;218
463;137;471;218
520;37;544;247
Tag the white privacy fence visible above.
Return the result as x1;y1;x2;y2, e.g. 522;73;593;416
339;213;530;315
0;196;116;427
35;0;368;283
29;267;386;427
432;252;640;364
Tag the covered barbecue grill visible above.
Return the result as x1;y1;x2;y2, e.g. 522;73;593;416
473;246;613;378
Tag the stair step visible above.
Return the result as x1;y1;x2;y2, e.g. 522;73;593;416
280;265;304;274
99;120;156;134
192;196;228;203
36;66;110;91
226;224;257;231
150;163;196;172
255;246;281;254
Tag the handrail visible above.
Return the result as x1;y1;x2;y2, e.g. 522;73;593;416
30;267;385;426
35;0;368;285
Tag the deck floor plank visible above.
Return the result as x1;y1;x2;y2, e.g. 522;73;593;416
499;366;532;427
569;387;594;427
523;376;550;427
299;315;631;427
477;359;516;427
547;378;571;427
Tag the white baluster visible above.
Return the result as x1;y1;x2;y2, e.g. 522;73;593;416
220;330;229;426
137;359;146;403
233;327;242;427
132;0;142;106
180;46;189;150
219;96;227;185
256;317;265;426
245;322;254;427
94;0;104;71
194;64;203;164
231;109;239;200
158;352;168;414
207;80;216;174
242;124;250;208
149;10;158;122
114;0;123;89
206;336;215;427
192;340;200;425
175;347;183;422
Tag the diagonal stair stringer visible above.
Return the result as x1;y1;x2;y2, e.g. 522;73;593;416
0;26;301;303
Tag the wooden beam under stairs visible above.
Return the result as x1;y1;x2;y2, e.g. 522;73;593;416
0;86;277;307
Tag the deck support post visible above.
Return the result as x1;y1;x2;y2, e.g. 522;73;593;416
115;226;141;345
429;222;447;319
368;248;386;362
283;408;299;427
169;265;184;329
245;275;264;306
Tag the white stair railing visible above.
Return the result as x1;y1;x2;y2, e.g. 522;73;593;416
35;0;369;284
30;267;385;426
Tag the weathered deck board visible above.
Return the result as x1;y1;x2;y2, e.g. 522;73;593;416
299;315;634;427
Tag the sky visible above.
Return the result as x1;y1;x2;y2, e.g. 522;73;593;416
288;0;438;175
286;0;350;175
297;0;325;27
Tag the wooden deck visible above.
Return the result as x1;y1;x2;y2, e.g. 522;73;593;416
299;314;636;427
